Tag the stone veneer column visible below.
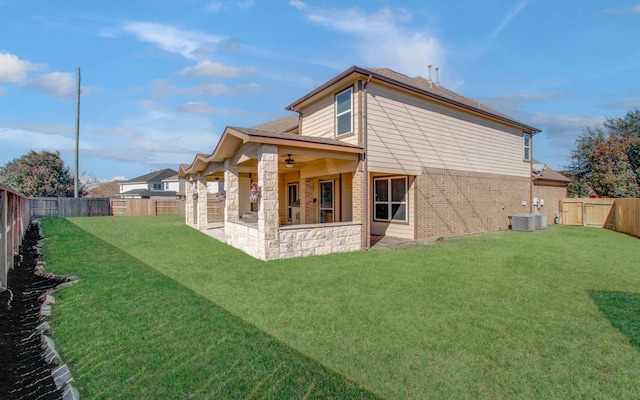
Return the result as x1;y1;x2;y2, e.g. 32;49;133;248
196;173;208;231
257;144;280;260
351;161;366;250
185;179;195;224
299;177;314;224
224;159;239;224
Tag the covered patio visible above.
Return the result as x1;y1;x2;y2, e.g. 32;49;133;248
180;122;366;260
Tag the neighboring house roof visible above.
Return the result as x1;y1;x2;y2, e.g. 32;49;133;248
124;168;178;184
162;174;179;182
120;189;177;197
286;66;541;134
87;180;123;198
532;160;571;183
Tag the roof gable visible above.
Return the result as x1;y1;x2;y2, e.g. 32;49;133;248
125;168;178;183
286;66;540;134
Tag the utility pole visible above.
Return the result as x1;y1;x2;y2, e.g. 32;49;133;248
74;67;81;198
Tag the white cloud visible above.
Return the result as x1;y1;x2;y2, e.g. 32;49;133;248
178;61;257;79
478;92;573;116
238;0;255;9
0;126;87;153
603;4;640;15
117;21;224;60
205;2;223;13
289;0;305;10
177;101;228;115
0;52;42;83
151;79;261;98
25;72;76;99
604;99;640;110
490;0;530;38
299;7;444;77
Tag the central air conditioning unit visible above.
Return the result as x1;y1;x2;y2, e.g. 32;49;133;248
510;214;536;231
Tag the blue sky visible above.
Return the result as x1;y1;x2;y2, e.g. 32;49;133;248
1;0;639;181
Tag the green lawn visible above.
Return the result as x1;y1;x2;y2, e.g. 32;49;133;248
42;216;640;399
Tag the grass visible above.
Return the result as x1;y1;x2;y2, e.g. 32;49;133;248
41;216;640;399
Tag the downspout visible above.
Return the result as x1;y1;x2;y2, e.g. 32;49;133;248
363;74;372;249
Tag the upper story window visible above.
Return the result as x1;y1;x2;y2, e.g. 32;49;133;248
152;183;162;190
164;182;170;190
523;133;531;161
335;87;353;136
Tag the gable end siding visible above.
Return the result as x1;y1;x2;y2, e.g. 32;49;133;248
299;89;359;147
366;83;530;177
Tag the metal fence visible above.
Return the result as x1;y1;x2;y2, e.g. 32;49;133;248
1;185;30;288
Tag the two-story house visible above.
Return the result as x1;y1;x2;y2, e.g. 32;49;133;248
120;168;182;199
180;66;554;260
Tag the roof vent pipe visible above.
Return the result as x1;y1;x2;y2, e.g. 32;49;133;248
428;65;432;88
436;67;440;86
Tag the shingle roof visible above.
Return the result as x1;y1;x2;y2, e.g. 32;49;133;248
367;68;517;123
250;115;299;133
228;126;362;150
286;66;540;134
532;160;571;183
125;168;178;183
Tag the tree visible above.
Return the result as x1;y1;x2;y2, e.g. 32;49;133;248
0;150;83;197
567;110;640;197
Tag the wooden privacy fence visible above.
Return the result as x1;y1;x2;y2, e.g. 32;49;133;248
207;194;224;222
31;197;112;218
1;185;30;288
562;198;640;238
612;198;640;237
110;198;185;216
561;198;615;228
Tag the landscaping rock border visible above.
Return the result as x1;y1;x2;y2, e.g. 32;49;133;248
0;220;80;400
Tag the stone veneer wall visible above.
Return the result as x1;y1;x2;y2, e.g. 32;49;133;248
196;174;208;231
225;221;261;259
225;221;362;260
257;145;280;260
279;223;362;259
185;180;195;225
416;167;531;239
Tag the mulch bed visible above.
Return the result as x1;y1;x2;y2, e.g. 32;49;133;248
0;223;67;399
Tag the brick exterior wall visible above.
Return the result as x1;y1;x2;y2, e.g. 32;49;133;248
416;167;530;239
300;177;314;224
533;181;568;224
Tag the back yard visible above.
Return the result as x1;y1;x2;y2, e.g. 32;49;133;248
42;216;640;399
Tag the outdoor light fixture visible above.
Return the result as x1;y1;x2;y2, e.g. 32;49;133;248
191;190;198;200
216;190;226;201
285;154;294;168
249;182;261;203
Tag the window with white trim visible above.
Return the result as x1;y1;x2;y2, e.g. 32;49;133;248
335;87;353;136
523;133;531;161
164;182;170;190
152;183;162;190
374;177;408;222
